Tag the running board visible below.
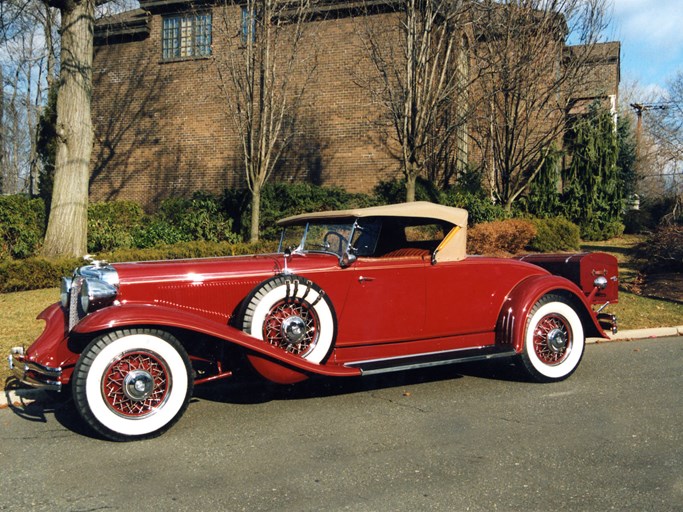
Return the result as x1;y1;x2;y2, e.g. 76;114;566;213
344;346;518;376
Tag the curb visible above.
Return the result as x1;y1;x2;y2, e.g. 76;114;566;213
3;327;682;408
587;325;683;344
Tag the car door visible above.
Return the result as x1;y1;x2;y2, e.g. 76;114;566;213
335;256;427;346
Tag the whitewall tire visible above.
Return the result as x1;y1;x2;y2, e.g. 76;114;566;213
239;275;336;364
72;329;193;441
519;295;585;382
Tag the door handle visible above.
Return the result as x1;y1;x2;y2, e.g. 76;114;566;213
358;276;375;283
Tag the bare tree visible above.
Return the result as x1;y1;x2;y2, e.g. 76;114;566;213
1;0;53;195
41;0;97;257
213;0;317;242
647;71;683;204
469;0;609;210
356;0;470;202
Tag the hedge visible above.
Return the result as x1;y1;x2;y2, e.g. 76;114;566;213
0;241;278;293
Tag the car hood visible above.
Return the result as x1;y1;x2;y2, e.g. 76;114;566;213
112;253;285;287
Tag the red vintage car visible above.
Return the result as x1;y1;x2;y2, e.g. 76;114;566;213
8;202;618;441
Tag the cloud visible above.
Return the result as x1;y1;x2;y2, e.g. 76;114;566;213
609;0;683;89
612;0;683;47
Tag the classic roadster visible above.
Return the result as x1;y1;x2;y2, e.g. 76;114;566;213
8;202;618;441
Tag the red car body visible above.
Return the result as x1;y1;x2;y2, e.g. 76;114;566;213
8;202;618;441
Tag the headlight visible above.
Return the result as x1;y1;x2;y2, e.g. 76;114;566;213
80;278;118;313
593;276;608;290
60;277;73;308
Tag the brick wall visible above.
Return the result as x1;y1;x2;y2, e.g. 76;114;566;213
91;3;620;210
91;5;402;209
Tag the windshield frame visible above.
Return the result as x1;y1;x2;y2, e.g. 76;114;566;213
278;218;358;257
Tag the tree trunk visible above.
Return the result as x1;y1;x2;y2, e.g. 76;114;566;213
42;0;95;258
405;173;417;202
250;181;261;243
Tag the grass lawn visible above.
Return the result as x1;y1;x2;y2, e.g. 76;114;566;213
2;237;681;389
1;288;57;389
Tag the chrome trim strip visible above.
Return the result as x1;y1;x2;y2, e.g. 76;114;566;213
351;348;518;376
346;345;500;367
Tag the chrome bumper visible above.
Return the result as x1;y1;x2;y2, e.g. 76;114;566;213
598;313;618;335
8;347;63;392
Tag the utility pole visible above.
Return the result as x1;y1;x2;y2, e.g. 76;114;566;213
630;102;667;160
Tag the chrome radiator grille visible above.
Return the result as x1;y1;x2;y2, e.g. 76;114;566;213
68;276;85;331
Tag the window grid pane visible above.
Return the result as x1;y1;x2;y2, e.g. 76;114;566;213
162;13;212;60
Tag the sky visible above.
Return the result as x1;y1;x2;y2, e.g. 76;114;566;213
607;0;683;96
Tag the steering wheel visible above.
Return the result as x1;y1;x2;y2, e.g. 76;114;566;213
323;231;349;256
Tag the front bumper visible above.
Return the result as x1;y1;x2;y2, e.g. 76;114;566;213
8;347;63;392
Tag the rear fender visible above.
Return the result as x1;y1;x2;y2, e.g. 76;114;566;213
497;275;606;353
72;303;360;378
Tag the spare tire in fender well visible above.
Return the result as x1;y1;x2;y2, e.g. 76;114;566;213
236;274;338;373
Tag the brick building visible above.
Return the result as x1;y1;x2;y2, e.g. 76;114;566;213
91;1;620;209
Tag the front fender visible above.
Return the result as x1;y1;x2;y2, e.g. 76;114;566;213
497;275;606;353
73;303;360;378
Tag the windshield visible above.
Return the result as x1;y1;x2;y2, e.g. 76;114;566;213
278;218;381;257
279;221;355;256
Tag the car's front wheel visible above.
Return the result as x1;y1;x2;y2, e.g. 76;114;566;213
72;328;193;441
519;295;585;382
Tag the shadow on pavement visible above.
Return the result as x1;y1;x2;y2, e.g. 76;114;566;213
193;357;528;405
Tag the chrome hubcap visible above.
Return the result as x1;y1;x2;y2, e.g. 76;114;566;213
547;328;568;353
282;316;307;345
123;370;155;401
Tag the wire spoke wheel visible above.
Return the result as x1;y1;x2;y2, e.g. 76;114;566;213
263;299;320;356
73;329;193;441
239;275;337;365
102;351;171;418
520;295;585;382
533;314;571;365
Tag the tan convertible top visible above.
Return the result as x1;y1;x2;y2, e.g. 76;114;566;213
278;201;469;262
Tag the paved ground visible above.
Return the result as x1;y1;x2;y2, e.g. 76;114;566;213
1;336;681;511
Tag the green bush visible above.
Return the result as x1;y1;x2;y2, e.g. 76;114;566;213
440;189;509;226
527;217;580;252
467;219;537;256
0;257;80;293
580;219;625;241
237;183;375;241
157;192;241;244
0;195;46;260
88;201;144;252
0;241;279;293
372;177;440;205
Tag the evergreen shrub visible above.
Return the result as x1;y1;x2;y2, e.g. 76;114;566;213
0;241;278;293
527;217;580;252
88;201;144;252
580;219;625;241
373;177;440;205
235;183;376;241
0;195;46;260
0;257;80;293
467;219;537;256
440;189;508;226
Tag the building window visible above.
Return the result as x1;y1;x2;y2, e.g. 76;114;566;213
241;6;256;44
162;13;212;60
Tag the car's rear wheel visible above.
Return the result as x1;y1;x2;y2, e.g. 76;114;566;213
238;275;336;364
72;328;193;441
519;295;585;382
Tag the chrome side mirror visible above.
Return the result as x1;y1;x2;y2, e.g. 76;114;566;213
340;251;356;268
